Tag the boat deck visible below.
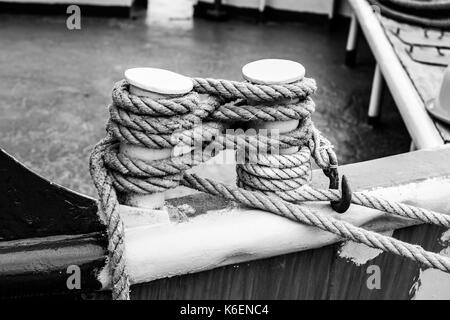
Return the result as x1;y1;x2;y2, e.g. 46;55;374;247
0;2;411;198
0;1;449;301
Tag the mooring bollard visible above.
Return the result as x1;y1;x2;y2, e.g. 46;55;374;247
242;59;306;155
121;67;194;209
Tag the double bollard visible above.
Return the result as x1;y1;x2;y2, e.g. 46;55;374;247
120;59;307;217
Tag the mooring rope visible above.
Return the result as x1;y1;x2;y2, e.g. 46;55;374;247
90;134;130;301
182;174;450;273
90;76;450;300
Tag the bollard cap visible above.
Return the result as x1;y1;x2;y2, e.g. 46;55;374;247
242;59;305;85
125;67;193;95
427;65;450;125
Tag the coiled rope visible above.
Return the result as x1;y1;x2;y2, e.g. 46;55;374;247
90;76;450;300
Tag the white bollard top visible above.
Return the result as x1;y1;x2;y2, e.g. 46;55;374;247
125;67;193;95
242;59;305;85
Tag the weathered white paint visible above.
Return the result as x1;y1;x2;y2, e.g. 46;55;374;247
349;0;444;149
412;247;450;300
338;230;394;266
119;204;171;229
99;174;450;288
411;230;450;300
442;229;450;243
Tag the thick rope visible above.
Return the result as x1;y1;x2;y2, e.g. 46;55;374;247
182;174;450;273
90;75;450;300
209;97;315;122
90;134;130;300
104;142;450;229
192;77;317;101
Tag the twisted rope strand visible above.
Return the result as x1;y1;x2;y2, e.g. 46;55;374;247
91;74;450;302
181;174;450;272
278;186;450;228
112;80;199;116
90;134;130;300
208;96;315;122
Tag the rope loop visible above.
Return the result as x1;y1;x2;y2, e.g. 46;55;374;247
192;77;317;101
90;73;450;301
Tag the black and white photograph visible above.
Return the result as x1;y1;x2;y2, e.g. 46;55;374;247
0;0;450;305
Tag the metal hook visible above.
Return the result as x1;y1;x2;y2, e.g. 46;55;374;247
331;175;352;213
324;168;352;213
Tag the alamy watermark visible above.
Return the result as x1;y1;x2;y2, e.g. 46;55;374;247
66;5;81;30
366;265;381;290
66;264;81;290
